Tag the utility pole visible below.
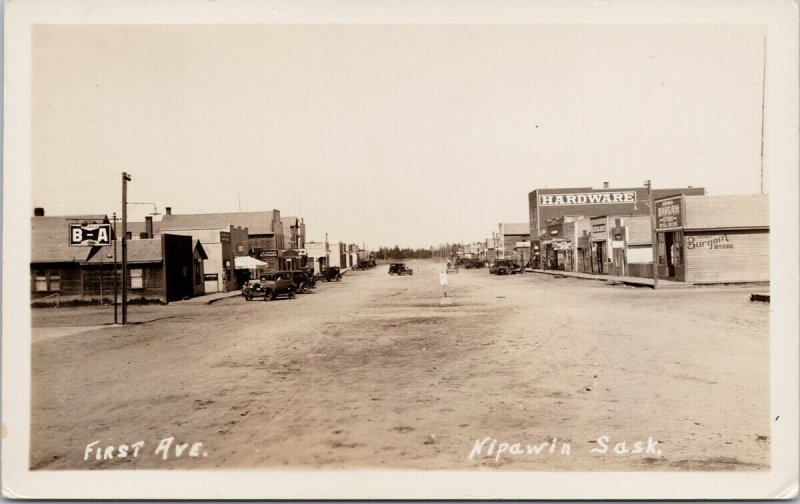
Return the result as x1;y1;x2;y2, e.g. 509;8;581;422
646;180;659;290
759;35;766;195
112;212;118;324
122;172;131;324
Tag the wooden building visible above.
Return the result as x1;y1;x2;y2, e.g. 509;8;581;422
31;212;203;303
654;194;769;284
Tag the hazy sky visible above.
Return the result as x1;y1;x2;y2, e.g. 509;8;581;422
32;24;766;248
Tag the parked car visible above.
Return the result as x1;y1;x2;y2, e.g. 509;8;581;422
242;273;297;301
489;259;519;275
354;261;371;271
388;263;414;276
281;270;316;294
321;266;343;282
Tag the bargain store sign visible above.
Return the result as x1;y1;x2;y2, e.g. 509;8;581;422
539;192;636;206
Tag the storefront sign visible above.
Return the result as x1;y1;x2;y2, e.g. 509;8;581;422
69;223;112;246
686;234;733;250
611;240;625;248
592;224;606;234
655;197;682;230
260;250;279;258
220;231;231;243
539;191;636;206
203;273;218;281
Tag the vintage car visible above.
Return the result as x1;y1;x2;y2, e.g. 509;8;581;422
388;263;413;276
242;273;297;301
489;259;519;275
286;270;316;294
321;266;343;282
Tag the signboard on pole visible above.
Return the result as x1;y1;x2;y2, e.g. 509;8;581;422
69;223;112;246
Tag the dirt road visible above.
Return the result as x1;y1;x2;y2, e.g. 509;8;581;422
30;261;770;470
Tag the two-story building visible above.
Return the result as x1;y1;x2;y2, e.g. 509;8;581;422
529;183;706;268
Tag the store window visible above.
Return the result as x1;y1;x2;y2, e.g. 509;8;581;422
49;272;61;291
237;244;244;254
34;269;60;291
34;270;48;291
130;269;143;289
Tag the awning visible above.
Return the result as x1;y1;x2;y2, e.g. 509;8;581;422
234;256;268;269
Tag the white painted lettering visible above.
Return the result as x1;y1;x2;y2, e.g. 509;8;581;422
468;437;493;460
154;436;175;460
131;441;145;457
175;443;189;457
84;440;99;461
591;435;609;454
189;442;203;457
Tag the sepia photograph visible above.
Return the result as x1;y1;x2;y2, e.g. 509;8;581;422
3;0;799;499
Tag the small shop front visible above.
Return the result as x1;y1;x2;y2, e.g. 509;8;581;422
589;216;611;274
542;223;571;271
654;194;769;284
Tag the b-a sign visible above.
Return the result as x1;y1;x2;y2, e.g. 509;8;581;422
69;223;112;246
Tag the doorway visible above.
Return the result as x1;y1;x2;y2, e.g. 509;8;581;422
664;233;675;277
595;242;605;274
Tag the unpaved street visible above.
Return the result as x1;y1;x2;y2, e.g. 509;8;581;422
30;261;770;471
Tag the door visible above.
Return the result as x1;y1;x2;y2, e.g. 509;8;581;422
613;248;626;276
665;233;675;277
595;242;605;274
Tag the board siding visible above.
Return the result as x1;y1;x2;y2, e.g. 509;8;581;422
684;230;769;284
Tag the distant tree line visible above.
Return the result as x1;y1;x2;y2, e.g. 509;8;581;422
374;246;434;260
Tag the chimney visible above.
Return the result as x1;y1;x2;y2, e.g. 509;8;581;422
33;207;45;217
603;181;609;189
145;216;153;238
165;207;172;215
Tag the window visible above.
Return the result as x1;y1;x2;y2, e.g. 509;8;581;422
130;269;143;289
34;270;48;291
34;269;61;292
49;273;61;291
237;244;244;254
194;260;202;285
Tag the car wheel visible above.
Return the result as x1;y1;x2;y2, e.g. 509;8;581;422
264;289;274;301
289;290;297;299
301;284;310;294
336;275;342;282
245;296;252;301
